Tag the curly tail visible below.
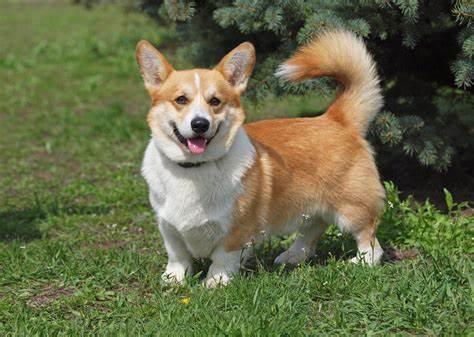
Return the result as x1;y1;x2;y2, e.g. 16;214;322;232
275;30;383;136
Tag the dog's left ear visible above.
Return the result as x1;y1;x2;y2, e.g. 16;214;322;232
215;42;256;94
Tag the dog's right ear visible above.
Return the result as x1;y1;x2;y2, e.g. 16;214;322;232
136;40;174;92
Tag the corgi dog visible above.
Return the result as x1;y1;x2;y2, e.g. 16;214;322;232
136;30;385;288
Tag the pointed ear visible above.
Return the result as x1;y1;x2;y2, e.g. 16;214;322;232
215;42;256;93
135;40;174;91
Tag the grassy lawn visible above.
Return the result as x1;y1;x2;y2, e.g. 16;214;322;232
0;1;472;335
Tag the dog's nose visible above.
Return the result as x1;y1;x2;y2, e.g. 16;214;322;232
191;117;210;134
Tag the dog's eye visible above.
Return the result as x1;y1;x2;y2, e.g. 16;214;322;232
209;97;221;107
175;96;188;105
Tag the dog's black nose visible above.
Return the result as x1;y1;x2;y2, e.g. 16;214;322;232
191;117;210;134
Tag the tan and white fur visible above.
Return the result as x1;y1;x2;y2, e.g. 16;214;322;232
136;30;385;288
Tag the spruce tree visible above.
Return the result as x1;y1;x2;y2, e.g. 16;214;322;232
135;0;474;171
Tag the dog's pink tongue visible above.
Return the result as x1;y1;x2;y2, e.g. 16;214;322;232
187;137;207;154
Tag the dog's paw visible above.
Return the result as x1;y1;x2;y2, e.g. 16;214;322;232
161;271;184;285
274;248;308;265
349;251;382;266
205;272;231;288
349;256;363;264
161;263;191;285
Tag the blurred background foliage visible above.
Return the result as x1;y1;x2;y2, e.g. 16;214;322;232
74;0;473;200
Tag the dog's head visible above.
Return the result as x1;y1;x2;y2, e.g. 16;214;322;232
136;41;255;164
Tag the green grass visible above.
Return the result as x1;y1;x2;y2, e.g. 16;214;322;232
0;1;472;336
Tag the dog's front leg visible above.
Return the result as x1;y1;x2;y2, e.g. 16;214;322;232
159;221;193;284
205;246;244;288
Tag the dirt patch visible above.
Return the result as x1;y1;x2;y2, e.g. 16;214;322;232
27;284;76;308
137;246;160;255
384;247;419;262
459;208;474;217
127;226;146;234
79;236;159;254
25;150;82;185
80;240;129;250
36;171;54;182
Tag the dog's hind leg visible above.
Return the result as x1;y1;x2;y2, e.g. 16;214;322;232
274;219;328;266
332;160;385;266
335;206;383;266
350;227;383;266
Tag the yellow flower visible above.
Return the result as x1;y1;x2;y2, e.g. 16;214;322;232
180;296;190;305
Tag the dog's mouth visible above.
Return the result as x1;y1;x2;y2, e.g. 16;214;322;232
172;123;221;155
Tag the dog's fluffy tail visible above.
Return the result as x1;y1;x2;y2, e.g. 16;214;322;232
275;30;383;136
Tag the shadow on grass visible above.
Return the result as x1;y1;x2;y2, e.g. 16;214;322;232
0;208;44;242
188;234;360;279
167;230;419;284
240;232;417;275
0;204;111;242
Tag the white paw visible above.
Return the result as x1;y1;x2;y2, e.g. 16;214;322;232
161;263;191;285
205;272;231;288
161;271;184;285
350;249;383;266
350;255;364;264
274;248;309;265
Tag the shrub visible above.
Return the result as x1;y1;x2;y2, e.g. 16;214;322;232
381;182;473;255
77;0;474;171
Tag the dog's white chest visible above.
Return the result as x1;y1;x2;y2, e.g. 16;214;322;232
142;129;255;257
157;168;238;229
